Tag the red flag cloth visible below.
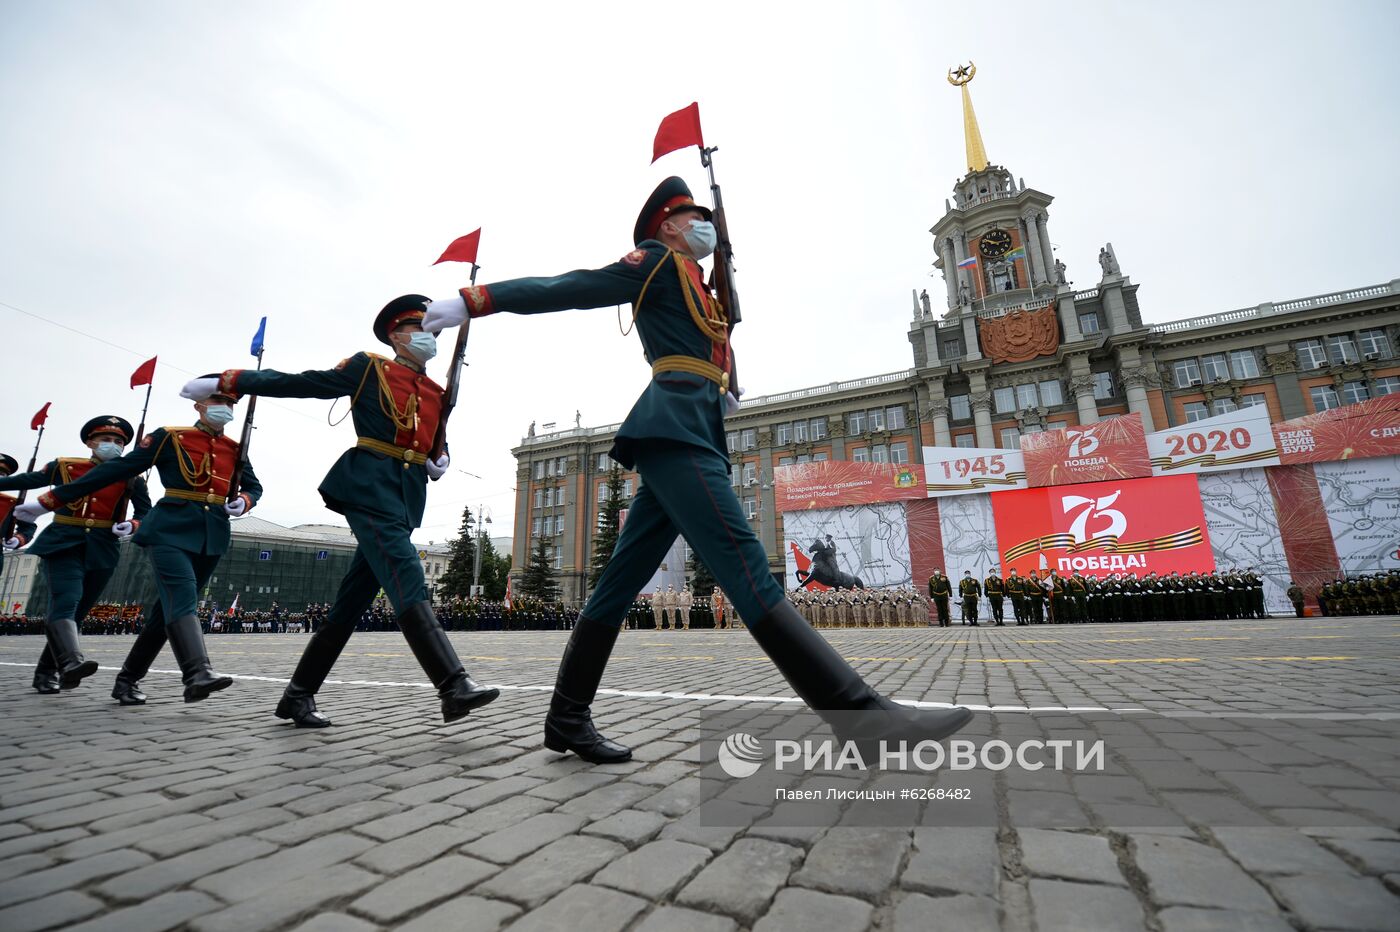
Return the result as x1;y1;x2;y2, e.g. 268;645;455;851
651;102;704;163
130;356;157;388
433;228;482;266
31;402;51;430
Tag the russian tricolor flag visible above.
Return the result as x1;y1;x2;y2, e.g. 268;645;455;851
956;256;978;268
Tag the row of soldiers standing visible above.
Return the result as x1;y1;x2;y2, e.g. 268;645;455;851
790;587;928;627
1316;572;1400;616
929;567;1270;626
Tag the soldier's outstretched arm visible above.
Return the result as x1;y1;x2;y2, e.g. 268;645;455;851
423;247;666;329
29;433;163;511
0;460;60;493
209;354;371;401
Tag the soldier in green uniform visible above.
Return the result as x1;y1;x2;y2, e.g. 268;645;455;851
1286;581;1305;617
928;570;952;627
16;384;260;703
1026;571;1046;624
983;568;1005;626
182;297;499;727
423;177;971;762
0;417;151;693
0;453;39;639
1005;568;1025;625
1047;569;1067;623
1069;571;1089;624
958;570;981;625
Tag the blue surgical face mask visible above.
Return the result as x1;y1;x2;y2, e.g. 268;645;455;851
93;441;123;462
682;220;718;259
204;405;235;426
405;332;438;362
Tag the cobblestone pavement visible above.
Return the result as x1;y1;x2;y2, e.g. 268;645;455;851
1;616;1398;931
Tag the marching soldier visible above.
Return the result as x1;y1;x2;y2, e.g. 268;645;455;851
0;417;151;694
928;570;952;627
422;176;970;761
180;298;498;727
16;385;260;704
958;570;981;626
983;568;1005;626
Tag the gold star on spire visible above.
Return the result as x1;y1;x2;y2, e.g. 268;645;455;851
947;61;988;173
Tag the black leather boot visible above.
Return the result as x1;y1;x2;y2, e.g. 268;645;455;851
112;621;167;705
32;643;61;694
398;601;498;722
166;614;233;702
47;618;99;689
543;618;632;764
273;619;356;727
747;600;973;747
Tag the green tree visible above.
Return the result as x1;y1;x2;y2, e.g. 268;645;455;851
520;535;559;602
437;505;477;600
688;548;716;598
477;538;512;601
588;463;627;590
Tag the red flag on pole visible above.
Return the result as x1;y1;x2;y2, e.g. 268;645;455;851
30;402;51;430
651;102;704;163
433;229;482;266
130;356;157;388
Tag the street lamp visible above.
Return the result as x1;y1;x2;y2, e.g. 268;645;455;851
472;505;493;596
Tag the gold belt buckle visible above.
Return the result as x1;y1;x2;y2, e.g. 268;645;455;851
206;493;221;504
403;449;414;462
84;518;95;528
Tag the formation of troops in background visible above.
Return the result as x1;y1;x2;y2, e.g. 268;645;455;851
1317;572;1400;616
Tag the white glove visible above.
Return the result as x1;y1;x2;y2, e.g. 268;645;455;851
3;537;19;551
14;501;46;523
112;521;135;540
724;392;742;417
422;296;467;333
224;496;248;517
426;453;450;479
180;376;220;400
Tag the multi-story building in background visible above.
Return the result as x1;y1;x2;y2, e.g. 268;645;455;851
512;73;1400;604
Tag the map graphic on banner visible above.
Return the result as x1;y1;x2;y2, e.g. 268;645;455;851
937;494;1002;575
922;445;1028;497
1149;406;1280;476
1313;456;1400;573
1273;393;1400;464
991;474;1213;577
774;461;925;512
1196;467;1293;614
1021;412;1152;487
783;503;912;590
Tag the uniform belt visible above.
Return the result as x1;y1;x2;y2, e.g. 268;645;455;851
164;490;226;505
651;355;729;393
53;515;115;529
356;437;428;465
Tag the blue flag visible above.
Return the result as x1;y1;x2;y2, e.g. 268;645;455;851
250;317;267;357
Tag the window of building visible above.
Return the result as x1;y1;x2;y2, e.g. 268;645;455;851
740;428;756;451
597;482;608;501
1093;371;1114;400
1016;383;1038;409
1310;385;1340;412
944;339;961;359
847;410;866;435
954;434;976;448
598;453;611;471
534;489;543;509
1039;380;1063;407
793;419;808;443
778;456;793;467
851;446;870;462
726;431;737;453
542;515;553;536
814;451;830;461
993;386;1015;414
547;488;557;507
1342;380;1370;405
871;444;889;463
868;408;885;431
1183;401;1209;422
552;548;562;570
949;395;970;421
1228;349;1260;380
1202;353;1229;382
886;406;906;429
741;462;756;486
1079;312;1101;335
810;417;828;440
775;422;791;445
1327;333;1358;366
532;518;541;536
1239;393;1267;408
1360;328;1392;359
796;454;811;464
730;465;739;487
743;499;758;520
1375;376;1400;396
1000;427;1021;449
534;461;546;480
622;479;633;498
1046;420;1068;431
546;459;556;478
1172;358;1202;387
1209;398;1238;416
1295;339;1326;371
890;442;909;464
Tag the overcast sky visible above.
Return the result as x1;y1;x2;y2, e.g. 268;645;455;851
2;0;1397;546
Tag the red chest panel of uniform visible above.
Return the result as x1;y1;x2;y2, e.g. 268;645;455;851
58;459;130;521
0;495;14;524
679;260;729;373
383;360;444;453
172;430;240;497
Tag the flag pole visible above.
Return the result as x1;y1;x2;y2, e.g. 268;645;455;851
2;418;47;540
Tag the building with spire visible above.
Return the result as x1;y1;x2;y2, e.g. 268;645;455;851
510;65;1400;603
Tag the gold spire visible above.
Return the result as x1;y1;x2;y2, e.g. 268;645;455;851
947;62;988;173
